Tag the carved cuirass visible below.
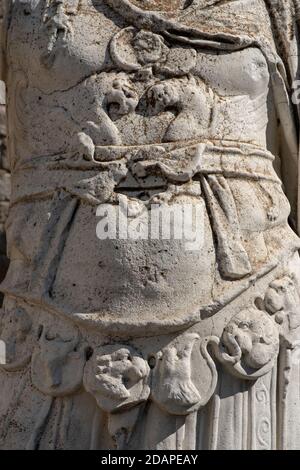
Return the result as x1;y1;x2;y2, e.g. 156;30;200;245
1;0;300;450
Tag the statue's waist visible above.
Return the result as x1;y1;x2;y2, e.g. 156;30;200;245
11;140;280;206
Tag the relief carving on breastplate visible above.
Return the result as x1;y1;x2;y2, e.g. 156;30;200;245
147;76;213;142
110;27;197;77
42;24;210;159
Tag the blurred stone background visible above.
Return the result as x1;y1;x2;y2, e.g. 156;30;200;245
0;1;10;305
0;80;10;305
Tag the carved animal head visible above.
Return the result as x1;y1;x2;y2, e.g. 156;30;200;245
148;81;181;112
106;77;139;117
83;344;150;413
222;308;279;370
265;275;299;315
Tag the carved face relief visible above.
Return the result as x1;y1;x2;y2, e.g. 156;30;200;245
106;77;139;118
110;27;196;77
133;30;165;65
83;344;150;413
265;276;299;314
264;275;300;337
222;308;279;371
31;324;86;396
41;1;76;68
148;81;180;112
0;307;34;372
147;76;212;141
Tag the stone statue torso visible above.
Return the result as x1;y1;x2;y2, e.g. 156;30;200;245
2;0;295;332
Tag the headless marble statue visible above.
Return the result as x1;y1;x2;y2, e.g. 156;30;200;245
1;0;300;449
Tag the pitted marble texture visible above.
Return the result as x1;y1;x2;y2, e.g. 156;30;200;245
1;0;300;450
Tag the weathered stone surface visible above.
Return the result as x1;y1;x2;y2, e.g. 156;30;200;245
0;78;9;303
1;0;300;450
0;4;10;300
